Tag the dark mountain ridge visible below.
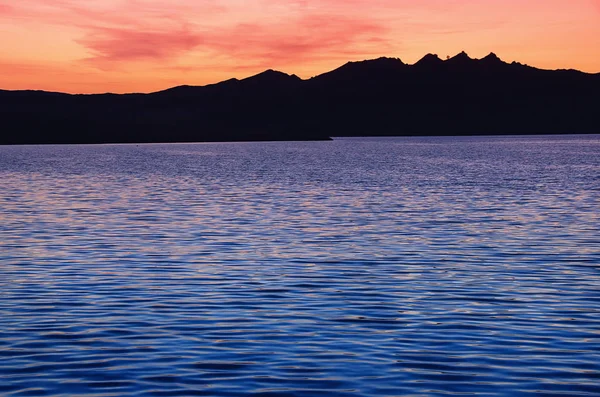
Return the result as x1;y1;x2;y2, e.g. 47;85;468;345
1;52;599;144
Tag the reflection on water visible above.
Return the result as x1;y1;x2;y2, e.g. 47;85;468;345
1;135;599;396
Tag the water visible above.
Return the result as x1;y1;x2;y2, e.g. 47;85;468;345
0;135;599;397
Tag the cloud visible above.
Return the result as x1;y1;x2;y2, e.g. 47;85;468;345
78;26;204;67
0;0;392;71
202;14;389;69
0;0;223;22
67;5;390;70
0;0;226;68
258;0;465;13
0;4;13;15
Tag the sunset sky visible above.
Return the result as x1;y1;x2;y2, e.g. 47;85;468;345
1;0;599;93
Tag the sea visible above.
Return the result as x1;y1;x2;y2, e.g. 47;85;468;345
0;135;599;397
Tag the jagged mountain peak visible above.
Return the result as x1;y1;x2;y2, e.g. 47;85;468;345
482;52;501;61
415;53;443;66
450;51;472;60
478;52;509;69
446;51;475;66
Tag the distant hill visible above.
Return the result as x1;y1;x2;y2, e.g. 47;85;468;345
1;52;599;144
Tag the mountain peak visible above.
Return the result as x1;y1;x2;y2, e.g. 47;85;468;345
446;51;474;65
244;69;300;82
367;56;405;64
239;69;302;89
415;53;443;67
343;57;406;70
311;57;407;83
451;51;472;60
480;52;507;65
483;52;501;61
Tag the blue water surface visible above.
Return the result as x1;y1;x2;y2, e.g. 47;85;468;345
0;135;599;396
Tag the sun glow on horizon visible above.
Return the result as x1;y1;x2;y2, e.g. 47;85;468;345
1;0;599;93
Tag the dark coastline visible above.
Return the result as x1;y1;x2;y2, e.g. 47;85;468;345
2;52;599;145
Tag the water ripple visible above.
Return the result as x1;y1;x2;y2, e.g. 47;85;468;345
0;136;599;396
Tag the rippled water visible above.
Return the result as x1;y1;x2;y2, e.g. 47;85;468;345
1;135;599;397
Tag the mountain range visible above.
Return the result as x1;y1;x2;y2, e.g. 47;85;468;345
1;52;599;144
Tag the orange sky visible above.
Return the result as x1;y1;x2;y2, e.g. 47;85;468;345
1;0;599;93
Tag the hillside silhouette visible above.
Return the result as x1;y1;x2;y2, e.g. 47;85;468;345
1;52;599;144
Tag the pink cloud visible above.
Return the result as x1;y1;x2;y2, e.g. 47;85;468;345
204;15;388;67
0;0;390;70
70;9;389;69
0;4;13;14
261;0;465;14
78;26;204;66
0;0;227;68
0;0;223;33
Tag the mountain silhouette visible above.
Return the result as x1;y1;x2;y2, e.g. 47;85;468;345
1;51;599;144
414;53;444;69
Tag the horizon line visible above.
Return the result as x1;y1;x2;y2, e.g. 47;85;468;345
2;50;599;96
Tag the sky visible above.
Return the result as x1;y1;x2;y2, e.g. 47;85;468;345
0;0;599;93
